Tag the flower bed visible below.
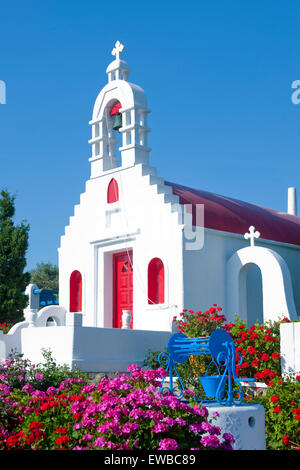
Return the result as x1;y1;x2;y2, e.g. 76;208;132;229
253;374;300;450
173;306;288;385
0;354;235;450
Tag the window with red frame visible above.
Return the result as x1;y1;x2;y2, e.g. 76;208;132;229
148;258;165;304
107;178;119;203
70;270;82;312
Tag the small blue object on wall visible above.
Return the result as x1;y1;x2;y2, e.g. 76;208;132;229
33;289;59;306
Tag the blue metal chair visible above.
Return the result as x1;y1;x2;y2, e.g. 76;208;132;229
158;328;255;406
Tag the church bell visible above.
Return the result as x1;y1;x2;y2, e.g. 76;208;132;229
113;113;122;132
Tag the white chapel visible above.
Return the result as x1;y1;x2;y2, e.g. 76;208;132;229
58;41;300;332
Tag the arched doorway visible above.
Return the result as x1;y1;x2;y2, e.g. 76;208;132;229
226;246;297;324
243;263;263;326
113;251;133;328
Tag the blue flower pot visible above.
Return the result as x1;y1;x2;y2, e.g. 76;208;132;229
199;375;225;399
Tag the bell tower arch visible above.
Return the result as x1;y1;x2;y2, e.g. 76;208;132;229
88;41;151;178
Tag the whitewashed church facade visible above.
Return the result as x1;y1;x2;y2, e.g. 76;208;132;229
58;41;299;331
1;42;299;376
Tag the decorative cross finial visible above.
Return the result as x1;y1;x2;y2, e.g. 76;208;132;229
112;41;125;61
244;226;260;246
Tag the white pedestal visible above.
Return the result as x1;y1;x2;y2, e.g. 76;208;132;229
206;403;266;450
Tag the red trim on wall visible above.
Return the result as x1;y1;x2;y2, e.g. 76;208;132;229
107;178;119;204
148;258;165;305
70;270;82;312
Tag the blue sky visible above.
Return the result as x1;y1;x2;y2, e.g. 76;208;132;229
0;0;299;271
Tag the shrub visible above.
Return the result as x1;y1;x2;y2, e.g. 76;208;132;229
223;316;283;385
254;374;300;450
0;364;235;450
0;322;13;334
0;348;88;392
145;307;296;399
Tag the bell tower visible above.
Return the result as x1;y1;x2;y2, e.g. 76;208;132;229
88;41;151;178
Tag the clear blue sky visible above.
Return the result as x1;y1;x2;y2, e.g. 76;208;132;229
0;0;299;271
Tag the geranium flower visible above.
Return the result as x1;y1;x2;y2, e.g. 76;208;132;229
282;435;290;445
270;396;280;403
200;435;220;448
158;438;179;450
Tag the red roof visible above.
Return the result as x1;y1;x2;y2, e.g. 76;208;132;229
166;181;300;247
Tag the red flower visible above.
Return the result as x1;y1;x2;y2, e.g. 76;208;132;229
271;352;280;360
248;346;256;355
55;435;71;446
240;362;249;369
273;406;282;413
261;353;269;362
251;360;260;367
270;396;280;403
55;427;68;434
29;422;44;430
282;435;290;445
240;332;249;341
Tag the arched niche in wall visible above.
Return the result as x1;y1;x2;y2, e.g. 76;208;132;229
107;178;119;204
70;270;82;313
226;246;297;324
148;258;165;305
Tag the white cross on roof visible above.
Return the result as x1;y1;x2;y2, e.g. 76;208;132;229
244;226;260;246
112;41;125;61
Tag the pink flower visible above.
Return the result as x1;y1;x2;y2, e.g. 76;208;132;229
223;433;235;443
127;364;142;373
158;438;179;450
122;422;140;434
34;372;44;381
94;437;107;448
188;423;203;434
200;435;220;448
151;422;168;433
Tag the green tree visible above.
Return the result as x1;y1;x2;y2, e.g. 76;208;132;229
0;189;30;323
30;262;58;290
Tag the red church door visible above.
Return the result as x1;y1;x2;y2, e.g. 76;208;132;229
113;251;133;329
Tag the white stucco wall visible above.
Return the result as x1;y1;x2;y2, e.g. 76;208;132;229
182;228;300;325
280;321;300;376
20;325;171;373
59;162;184;332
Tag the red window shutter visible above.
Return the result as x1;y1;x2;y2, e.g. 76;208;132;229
148;258;165;305
107;178;119;204
70;270;82;312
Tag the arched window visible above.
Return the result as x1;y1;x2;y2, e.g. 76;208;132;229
70;270;82;312
107;178;119;203
148;258;165;305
